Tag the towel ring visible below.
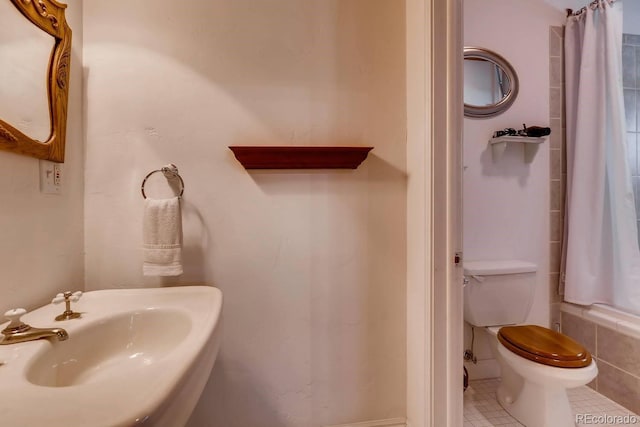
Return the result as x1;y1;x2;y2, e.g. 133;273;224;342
141;164;185;199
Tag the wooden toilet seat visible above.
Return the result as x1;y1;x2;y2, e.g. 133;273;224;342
497;325;592;368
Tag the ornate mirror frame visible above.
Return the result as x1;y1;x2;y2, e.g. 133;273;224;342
464;47;519;119
0;0;72;162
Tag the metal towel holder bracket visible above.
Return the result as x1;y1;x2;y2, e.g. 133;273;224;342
141;164;185;199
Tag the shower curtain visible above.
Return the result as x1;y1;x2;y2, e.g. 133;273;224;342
563;0;640;312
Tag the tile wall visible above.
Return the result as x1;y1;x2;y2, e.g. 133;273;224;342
563;311;640;414
623;34;640;244
549;26;565;326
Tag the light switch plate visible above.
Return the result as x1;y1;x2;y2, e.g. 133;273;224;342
39;160;62;194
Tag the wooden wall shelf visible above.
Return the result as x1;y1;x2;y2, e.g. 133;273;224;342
229;146;373;170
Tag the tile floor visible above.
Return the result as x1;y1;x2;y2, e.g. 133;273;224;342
464;378;640;426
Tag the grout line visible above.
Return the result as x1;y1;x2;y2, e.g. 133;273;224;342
595;321;598;358
597;358;640;381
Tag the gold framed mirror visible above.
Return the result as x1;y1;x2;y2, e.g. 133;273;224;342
0;0;72;162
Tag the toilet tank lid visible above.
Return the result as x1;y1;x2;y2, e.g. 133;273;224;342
464;260;537;275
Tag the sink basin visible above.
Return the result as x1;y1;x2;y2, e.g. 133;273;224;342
27;308;192;387
0;286;222;427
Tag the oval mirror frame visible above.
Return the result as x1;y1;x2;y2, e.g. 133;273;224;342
0;0;72;163
464;47;518;119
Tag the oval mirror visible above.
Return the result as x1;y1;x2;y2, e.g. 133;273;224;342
464;47;518;118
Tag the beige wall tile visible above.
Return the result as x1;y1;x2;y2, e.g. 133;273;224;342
550;302;562;330
550;209;564;243
550;56;563;88
550;87;563;119
597;360;640;414
551;148;562;180
550;179;564;212
549;24;566;326
550;242;561;273
598;325;640;377
549;273;561;303
550;118;562;149
561;312;596;356
550;26;563;57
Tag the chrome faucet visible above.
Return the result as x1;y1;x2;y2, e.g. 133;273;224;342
0;309;68;345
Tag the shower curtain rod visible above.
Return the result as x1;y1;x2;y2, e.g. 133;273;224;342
566;0;617;17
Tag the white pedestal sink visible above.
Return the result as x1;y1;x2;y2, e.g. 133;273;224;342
0;286;222;427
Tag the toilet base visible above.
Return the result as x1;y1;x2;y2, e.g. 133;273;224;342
480;327;597;427
494;340;597;427
497;380;574;427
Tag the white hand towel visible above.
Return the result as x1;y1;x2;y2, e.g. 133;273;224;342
143;197;183;276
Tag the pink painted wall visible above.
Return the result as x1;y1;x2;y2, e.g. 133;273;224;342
82;1;407;426
0;1;84;314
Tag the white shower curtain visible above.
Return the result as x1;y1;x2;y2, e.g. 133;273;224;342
563;0;640;313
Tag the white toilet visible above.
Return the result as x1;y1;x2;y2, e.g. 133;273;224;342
464;260;598;427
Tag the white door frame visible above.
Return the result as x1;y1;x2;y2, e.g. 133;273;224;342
406;0;463;426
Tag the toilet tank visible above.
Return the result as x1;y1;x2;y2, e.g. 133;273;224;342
463;260;537;327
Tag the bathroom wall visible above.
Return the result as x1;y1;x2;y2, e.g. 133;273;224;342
463;0;564;379
82;1;406;426
0;1;84;314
